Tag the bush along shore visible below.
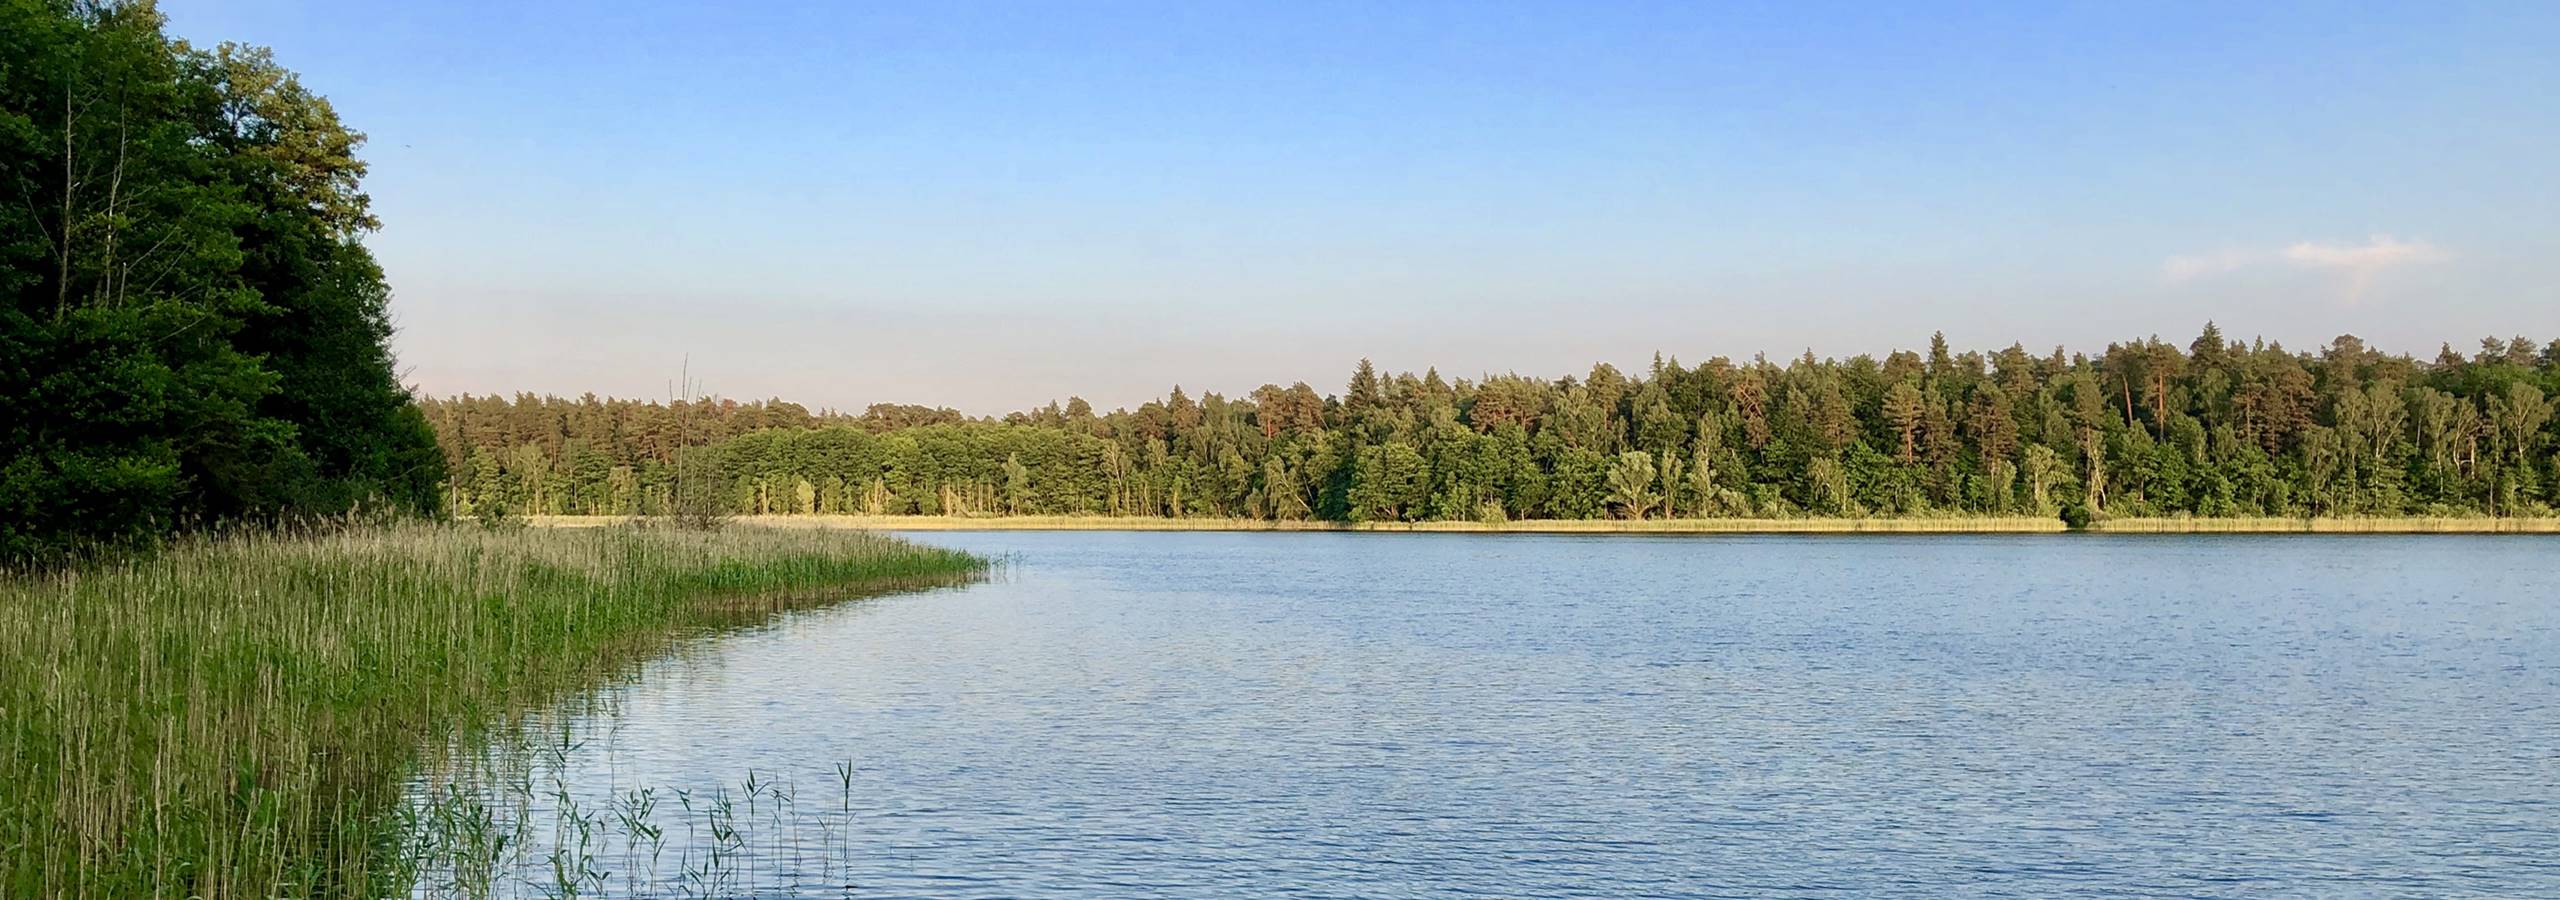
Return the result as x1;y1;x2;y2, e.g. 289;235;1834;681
0;523;983;898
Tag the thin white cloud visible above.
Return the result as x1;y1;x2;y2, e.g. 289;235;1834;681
2163;235;2450;301
2162;248;2264;282
2281;235;2450;270
2286;235;2450;302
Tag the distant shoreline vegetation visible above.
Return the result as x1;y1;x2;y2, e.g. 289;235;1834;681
428;328;2560;526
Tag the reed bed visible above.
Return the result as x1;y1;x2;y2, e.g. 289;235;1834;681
399;727;888;898
0;523;983;898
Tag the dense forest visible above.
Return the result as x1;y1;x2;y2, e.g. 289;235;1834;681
1;1;441;561
427;329;2560;524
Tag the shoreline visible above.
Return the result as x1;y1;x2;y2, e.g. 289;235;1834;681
526;514;2560;535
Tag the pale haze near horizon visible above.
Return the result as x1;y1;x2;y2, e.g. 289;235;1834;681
164;1;2559;415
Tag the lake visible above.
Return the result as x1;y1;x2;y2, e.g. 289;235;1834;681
418;532;2560;897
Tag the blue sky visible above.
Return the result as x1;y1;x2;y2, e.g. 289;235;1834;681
165;1;2559;413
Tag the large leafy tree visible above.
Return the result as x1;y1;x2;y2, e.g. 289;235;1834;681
1;0;441;561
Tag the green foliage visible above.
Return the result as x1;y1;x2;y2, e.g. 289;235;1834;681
470;492;520;529
1;2;442;562
427;326;2560;526
1604;451;1660;519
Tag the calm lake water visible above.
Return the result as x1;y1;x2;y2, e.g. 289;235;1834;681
426;532;2560;897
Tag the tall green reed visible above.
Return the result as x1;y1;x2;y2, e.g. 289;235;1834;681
0;522;981;897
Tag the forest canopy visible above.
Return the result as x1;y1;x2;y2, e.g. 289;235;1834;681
2;1;441;561
427;329;2560;524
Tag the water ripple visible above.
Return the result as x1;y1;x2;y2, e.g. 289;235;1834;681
409;532;2560;898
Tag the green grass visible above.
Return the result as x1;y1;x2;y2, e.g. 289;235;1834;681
0;522;983;898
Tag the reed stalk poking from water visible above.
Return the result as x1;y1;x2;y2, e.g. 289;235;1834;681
0;523;983;898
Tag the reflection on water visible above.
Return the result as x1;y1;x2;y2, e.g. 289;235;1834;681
405;532;2560;897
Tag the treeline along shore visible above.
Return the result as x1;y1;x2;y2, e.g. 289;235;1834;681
430;328;2560;527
